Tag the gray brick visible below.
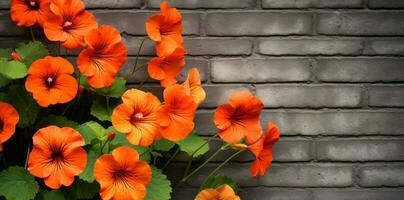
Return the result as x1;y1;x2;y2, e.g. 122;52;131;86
317;58;404;82
369;86;404;107
262;0;363;8
200;85;252;108
359;166;404;187
211;59;312;83
258;38;363;55
318;12;404;36
256;85;362;108
0;1;9;8
148;0;256;8
83;0;141;8
185;38;253;56
0;12;28;36
194;111;216;136
313;189;404;200
206;12;312;36
242;188;312;200
262;111;404;135
119;58;209;83
167;164;352;187
369;0;404;8
95;11;200;36
258;164;353;187
123;36;156;56
364;39;404;55
317;139;404;161
174;138;313;162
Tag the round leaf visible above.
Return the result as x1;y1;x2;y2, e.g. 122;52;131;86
0;166;39;200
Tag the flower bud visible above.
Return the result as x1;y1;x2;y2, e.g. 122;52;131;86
11;51;22;61
107;131;115;141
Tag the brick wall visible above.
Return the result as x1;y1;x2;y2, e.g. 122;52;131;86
2;0;404;199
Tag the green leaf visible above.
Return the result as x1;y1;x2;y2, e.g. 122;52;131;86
90;96;121;121
76;121;108;145
152;139;176;152
0;75;10;88
177;132;209;158
144;167;172;200
80;76;126;98
42;190;65;200
68;179;99;199
79;146;98;183
200;176;238;193
0;60;27;79
109;127;151;162
0;166;39;200
4;85;40;127
0;48;12;61
15;41;48;67
37;115;79;129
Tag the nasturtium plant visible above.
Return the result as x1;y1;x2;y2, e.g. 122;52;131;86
0;1;281;200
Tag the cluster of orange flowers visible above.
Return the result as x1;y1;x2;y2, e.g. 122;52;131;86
0;0;281;199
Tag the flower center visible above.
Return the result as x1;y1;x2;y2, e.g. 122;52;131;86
63;21;73;28
51;151;64;161
113;169;128;181
130;112;144;124
45;77;55;87
27;0;39;10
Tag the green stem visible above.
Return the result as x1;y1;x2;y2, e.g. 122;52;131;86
183;134;218;177
133;62;148;74
29;27;35;41
202;150;244;184
136;75;148;89
106;96;111;115
181;143;229;183
162;148;180;170
24;143;31;169
131;37;148;75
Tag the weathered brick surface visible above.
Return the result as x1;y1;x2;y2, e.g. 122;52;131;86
206;12;312;36
313;189;404;200
318;12;404;35
258;38;364;55
95;11;200;36
256;85;362;108
317;139;404;161
262;111;404;136
3;0;404;199
83;0;141;8
359;166;404;187
262;0;363;8
368;86;404;107
317;58;404;82
364;39;404;55
211;59;312;83
149;0;256;8
368;0;404;8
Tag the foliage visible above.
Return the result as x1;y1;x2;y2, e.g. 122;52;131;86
0;166;39;200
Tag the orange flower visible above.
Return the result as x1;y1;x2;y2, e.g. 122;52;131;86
248;122;280;177
156;84;197;142
77;25;127;88
112;89;161;147
195;184;240;200
94;146;152;200
10;0;50;27
0;102;19;152
43;0;97;50
214;91;264;144
28;126;87;189
146;1;183;56
25;56;78;107
148;47;186;87
182;68;206;105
